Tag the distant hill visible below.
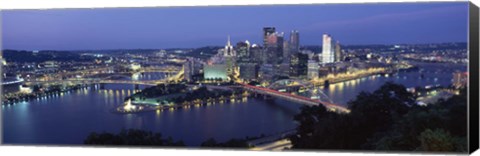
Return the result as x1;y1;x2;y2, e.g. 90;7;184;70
184;46;222;59
2;50;96;63
302;42;467;53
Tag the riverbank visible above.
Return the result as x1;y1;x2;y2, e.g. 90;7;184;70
115;91;250;114
2;84;92;106
314;64;418;86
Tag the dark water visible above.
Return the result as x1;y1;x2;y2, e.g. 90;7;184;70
323;62;466;105
2;72;298;146
2;62;467;146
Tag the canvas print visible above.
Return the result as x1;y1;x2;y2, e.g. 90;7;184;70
1;2;472;153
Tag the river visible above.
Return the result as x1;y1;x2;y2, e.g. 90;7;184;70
1;62;467;146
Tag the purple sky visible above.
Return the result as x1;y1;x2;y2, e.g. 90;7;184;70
1;2;469;50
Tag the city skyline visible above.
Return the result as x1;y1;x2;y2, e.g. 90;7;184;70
1;2;472;152
2;2;468;50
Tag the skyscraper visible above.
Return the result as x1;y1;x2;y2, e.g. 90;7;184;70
263;27;276;48
265;33;279;65
453;71;468;89
224;36;236;75
289;30;300;53
250;44;264;64
335;41;342;62
283;40;290;64
307;60;319;80
238;62;259;81
322;34;335;64
276;32;285;64
224;35;235;57
236;41;250;60
289;52;308;78
183;57;194;82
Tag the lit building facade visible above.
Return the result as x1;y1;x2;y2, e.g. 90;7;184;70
322;34;335;64
283;40;290;64
236;41;250;61
335;41;342;62
129;63;141;71
289;30;300;53
183;58;194;82
204;64;228;81
307;60;319;80
265;33;279;65
259;64;275;82
276;32;285;64
289;52;308;78
250;45;264;64
238;62;259;81
263;27;276;48
453;71;468;89
224;36;236;75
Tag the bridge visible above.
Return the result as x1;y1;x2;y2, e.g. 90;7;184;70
33;65;182;81
24;66;186;86
240;83;350;113
24;79;159;86
1;79;24;85
136;66;181;73
248;129;296;151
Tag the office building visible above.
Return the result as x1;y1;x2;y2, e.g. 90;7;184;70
307;60;319;80
250;45;264;64
289;52;308;78
183;57;196;82
224;36;236;75
322;34;335;64
236;41;250;61
453;71;468;89
204;64;228;81
263;27;276;48
335;41;342;62
259;64;275;82
238;62;259;81
289;30;300;53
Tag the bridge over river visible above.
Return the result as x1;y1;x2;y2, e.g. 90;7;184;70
240;83;350;113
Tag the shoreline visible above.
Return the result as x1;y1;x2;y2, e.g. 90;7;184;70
114;93;250;114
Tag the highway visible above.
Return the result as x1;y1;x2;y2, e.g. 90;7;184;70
250;139;292;151
240;83;350;113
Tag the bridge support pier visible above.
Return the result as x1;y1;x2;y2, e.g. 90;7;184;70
324;80;330;88
89;84;96;89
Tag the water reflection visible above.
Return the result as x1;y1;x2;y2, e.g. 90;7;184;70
2;63;467;145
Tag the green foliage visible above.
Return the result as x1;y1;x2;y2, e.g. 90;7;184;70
3;50;96;63
135;84;187;98
84;129;185;146
418;129;455;151
171;86;232;104
290;82;467;152
369;88;467;152
132;84;233;105
200;138;251;148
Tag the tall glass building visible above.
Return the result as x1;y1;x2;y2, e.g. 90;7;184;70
289;30;300;53
263;27;276;48
322;34;335;64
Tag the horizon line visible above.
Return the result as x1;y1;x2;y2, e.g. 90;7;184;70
1;41;468;52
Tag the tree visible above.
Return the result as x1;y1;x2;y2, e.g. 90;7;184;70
200;138;250;148
418;129;455;151
200;138;218;147
369;87;468;152
290;82;468;152
84;129;185;147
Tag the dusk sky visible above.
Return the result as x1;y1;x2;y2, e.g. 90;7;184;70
1;2;469;50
